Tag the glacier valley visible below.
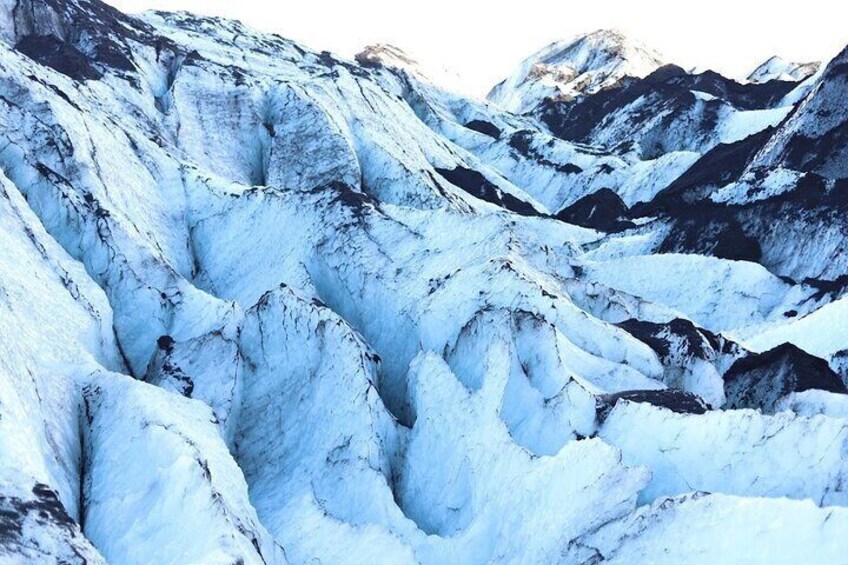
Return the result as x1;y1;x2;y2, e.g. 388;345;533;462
1;1;848;563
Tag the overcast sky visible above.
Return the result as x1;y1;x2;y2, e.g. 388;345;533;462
105;0;847;97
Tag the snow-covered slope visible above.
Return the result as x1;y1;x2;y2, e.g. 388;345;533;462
1;0;848;562
636;45;848;280
600;401;848;505
536;64;797;161
567;492;848;564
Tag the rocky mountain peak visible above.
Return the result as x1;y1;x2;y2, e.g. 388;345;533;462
487;28;664;113
355;43;419;70
747;55;820;83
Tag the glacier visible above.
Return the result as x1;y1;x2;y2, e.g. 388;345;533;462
1;0;848;563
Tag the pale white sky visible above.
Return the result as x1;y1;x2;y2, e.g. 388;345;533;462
105;0;847;97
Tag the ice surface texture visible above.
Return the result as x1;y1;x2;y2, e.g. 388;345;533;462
1;1;848;563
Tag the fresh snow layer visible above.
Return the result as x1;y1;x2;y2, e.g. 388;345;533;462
776;390;848;418
600;401;848;506
745;295;848;359
568;493;848;564
582;253;811;332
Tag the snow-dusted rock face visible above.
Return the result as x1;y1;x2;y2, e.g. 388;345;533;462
356;43;419;71
1;0;848;561
630;46;848;281
723;343;847;412
0;479;104;564
614;318;742;407
752;46;848;179
537;64;796;161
